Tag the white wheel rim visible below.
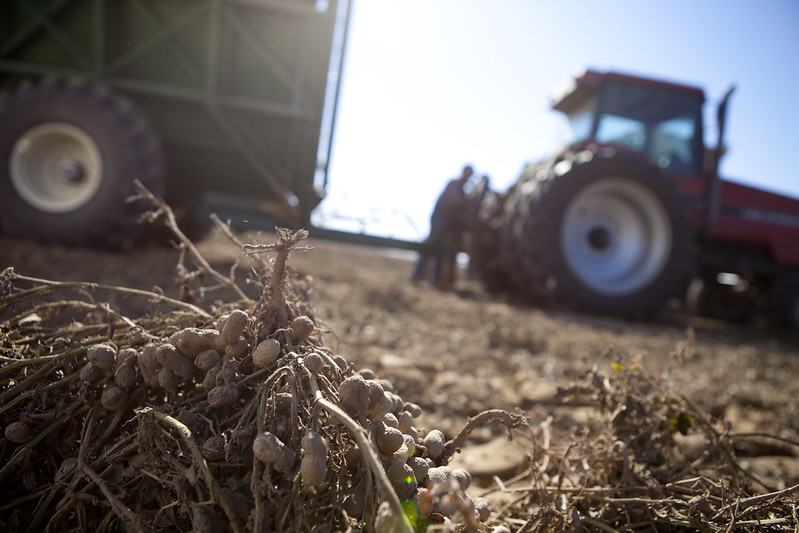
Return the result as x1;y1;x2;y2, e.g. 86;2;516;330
560;177;672;296
10;123;103;213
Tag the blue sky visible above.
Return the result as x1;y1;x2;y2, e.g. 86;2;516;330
312;0;799;242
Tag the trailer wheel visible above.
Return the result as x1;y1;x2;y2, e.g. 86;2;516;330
0;78;164;247
503;147;696;318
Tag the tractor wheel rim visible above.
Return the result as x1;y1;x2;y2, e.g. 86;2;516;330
560;177;672;296
10;123;103;213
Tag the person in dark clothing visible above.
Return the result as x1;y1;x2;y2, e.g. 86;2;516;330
412;165;474;288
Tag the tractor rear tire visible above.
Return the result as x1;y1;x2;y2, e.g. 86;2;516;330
501;147;696;318
0;78;164;247
462;180;514;293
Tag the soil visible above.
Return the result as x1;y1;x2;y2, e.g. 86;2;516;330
3;227;799;493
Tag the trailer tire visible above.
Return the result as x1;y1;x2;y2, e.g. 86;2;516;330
503;147;696;318
0;78;164;247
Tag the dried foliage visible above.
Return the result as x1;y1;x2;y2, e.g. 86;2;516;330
0;186;520;532
482;358;799;532
1;185;796;532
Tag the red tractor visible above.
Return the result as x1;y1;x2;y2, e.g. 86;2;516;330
467;70;799;331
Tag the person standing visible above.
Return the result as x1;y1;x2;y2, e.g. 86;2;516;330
412;165;473;288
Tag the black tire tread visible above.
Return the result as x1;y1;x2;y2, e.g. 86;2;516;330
0;77;164;247
499;146;697;318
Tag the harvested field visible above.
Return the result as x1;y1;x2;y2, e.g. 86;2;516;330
1;208;798;531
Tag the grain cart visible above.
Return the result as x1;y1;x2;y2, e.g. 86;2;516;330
467;70;799;330
0;0;348;246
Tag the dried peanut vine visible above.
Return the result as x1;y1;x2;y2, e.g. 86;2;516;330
1;186;515;532
484;362;799;532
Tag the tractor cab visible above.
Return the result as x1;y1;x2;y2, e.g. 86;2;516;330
552;70;706;175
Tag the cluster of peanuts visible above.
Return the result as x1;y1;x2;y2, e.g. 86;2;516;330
246;330;492;525
76;310;314;412
69;307;491;528
337;370;491;525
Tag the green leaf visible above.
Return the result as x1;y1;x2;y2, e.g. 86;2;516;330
669;412;695;435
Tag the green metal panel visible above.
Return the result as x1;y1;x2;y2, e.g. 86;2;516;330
0;0;345;227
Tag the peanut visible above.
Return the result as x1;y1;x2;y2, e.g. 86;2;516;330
157;343;195;379
101;385;128;411
384;391;403;415
386;460;417;500
87;343;116;371
138;344;161;386
408;456;430;485
371;420;403;455
452;467;472;490
290;315;314;343
303;352;325;374
381;412;399;429
115;347;137;367
195;349;222;373
365;380;388;416
300;430;328;488
114;358;138;390
214;313;230;332
221;309;249;345
215;360;241;387
339;374;370;416
5;421;34;443
376;378;394;392
402;433;417;458
332;354;348;370
403;402;423;418
202;435;225;461
300;456;327;489
79;362;104;383
208;385;239;407
202;365;221;390
157;368;180;392
224;338;249;359
423;429;446;461
252;338;280;368
398;411;414;434
359;368;376;380
426;465;452;486
168;328;221;358
252;432;295;473
474;497;491;522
